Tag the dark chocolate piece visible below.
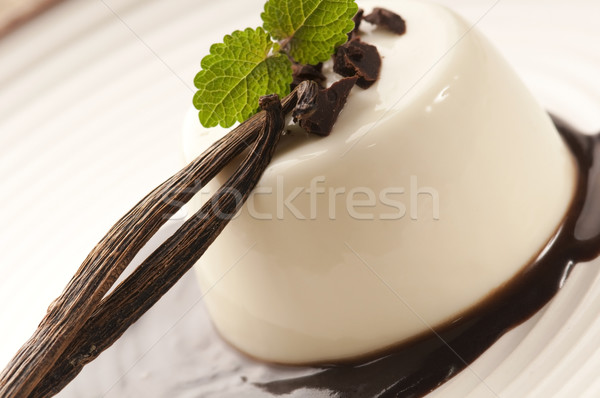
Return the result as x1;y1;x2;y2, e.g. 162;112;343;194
364;7;407;35
291;62;326;89
295;76;358;136
333;38;381;89
349;8;364;39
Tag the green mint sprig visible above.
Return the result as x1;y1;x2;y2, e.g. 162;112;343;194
262;0;357;65
193;0;358;128
193;28;291;129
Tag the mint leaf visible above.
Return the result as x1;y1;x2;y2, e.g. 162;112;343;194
262;0;358;64
193;27;292;128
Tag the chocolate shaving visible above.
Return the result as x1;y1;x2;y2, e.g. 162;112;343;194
349;8;364;39
333;38;381;89
291;62;326;89
363;7;406;35
295;76;358;136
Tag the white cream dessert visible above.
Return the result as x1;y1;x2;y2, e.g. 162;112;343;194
182;0;576;364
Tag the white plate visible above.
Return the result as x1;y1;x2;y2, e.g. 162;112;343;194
1;0;599;397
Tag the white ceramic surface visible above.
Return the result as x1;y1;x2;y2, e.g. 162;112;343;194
1;0;599;397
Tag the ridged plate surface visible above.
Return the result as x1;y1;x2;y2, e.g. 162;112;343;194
0;0;599;397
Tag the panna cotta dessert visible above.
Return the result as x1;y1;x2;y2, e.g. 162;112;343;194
182;0;577;365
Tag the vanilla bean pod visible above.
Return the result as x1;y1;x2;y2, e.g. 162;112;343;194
30;93;287;397
0;114;261;398
0;82;314;398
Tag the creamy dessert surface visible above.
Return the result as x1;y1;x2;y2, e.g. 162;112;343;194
182;0;577;363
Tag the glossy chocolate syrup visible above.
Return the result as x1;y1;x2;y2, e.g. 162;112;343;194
257;119;600;398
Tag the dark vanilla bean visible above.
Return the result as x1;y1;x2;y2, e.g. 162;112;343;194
0;81;318;398
29;94;289;397
0;105;262;398
0;120;258;398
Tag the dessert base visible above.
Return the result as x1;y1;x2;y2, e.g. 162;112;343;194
256;120;600;397
184;0;577;364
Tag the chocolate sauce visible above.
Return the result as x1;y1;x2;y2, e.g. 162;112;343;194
257;119;600;398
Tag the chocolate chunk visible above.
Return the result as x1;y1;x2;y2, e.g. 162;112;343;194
349;8;364;39
295;76;358;136
363;7;406;35
291;62;326;89
333;38;381;89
